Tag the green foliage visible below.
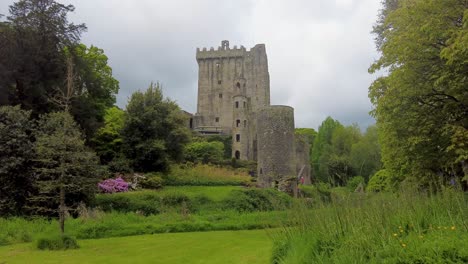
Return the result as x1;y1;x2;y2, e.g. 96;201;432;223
122;82;191;172
222;189;291;212
163;164;251;186
184;141;224;164
0;106;35;215
91;106;125;164
37;234;79;250
70;44;120;139
205;135;232;159
140;174;164;190
346;176;365;191
0;0;86;116
311;117;343;183
367;169;397;192
369;0;468;185
273;189;468;263
349;126;382;182
32;111;101;216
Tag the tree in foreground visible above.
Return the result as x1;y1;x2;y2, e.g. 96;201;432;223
369;0;467;187
32;111;100;234
122;83;191;172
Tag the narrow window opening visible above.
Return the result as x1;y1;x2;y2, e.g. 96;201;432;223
236;82;240;88
236;119;240;127
219;93;223;98
260;168;263;174
243;102;246;108
236;134;240;142
243;83;246;88
218;80;222;85
215;117;219;122
243;120;247;127
235;101;239;108
235;151;240;160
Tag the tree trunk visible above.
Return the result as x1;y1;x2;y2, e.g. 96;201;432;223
59;184;65;235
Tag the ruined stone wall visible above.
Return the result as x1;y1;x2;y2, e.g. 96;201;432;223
295;134;312;185
256;106;296;188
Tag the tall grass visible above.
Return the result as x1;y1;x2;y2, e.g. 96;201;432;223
272;189;468;263
164;164;251;186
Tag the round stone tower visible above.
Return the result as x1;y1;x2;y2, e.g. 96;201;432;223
256;106;295;189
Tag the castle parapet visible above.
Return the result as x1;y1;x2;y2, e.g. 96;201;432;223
196;40;260;60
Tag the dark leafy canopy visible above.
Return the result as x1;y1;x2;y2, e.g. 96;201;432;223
369;0;468;185
0;1;119;139
30;111;101;216
122;83;191;172
0;106;35;215
0;0;86;115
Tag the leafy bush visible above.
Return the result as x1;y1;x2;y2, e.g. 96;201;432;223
98;177;129;193
367;169;396;192
299;183;332;203
94;192;160;215
347;176;365;191
163;164;251;186
140;174;164;189
222;189;291;212
37;234;79;250
184;141;224;164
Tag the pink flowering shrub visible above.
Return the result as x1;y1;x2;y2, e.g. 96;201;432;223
98;177;129;193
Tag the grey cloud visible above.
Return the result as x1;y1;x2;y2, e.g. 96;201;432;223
0;0;382;130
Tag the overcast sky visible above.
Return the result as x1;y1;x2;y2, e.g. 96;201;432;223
0;0;383;130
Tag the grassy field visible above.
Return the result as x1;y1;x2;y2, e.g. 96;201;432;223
272;190;468;263
0;229;272;264
128;186;243;201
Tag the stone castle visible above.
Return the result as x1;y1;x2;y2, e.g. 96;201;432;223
188;40;311;188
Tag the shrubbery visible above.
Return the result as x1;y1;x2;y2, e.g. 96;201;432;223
184;141;224;164
163;164;251;186
98;177;129;193
367;169;396;192
222;189;291;212
140;173;164;189
347;176;365;191
36;235;79;250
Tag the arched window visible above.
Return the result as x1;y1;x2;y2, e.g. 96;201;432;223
236;134;240;142
236;119;240;127
235;151;240;160
236;82;241;88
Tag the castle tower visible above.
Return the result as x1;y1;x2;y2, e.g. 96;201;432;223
256;106;296;188
194;41;270;160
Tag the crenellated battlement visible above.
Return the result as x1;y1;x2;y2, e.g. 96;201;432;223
196;40;265;60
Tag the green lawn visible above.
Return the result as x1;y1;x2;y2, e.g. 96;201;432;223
0;229;272;264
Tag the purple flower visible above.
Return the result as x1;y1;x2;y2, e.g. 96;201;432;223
98;177;129;193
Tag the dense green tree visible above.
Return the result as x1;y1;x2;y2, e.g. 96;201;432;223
70;44;120;139
350;126;382;181
0;105;35;215
0;0;86;115
90;106;125;164
31;111;100;233
122;83;191;172
0;1;119;139
369;0;468;186
184;141;224;164
311;117;342;183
